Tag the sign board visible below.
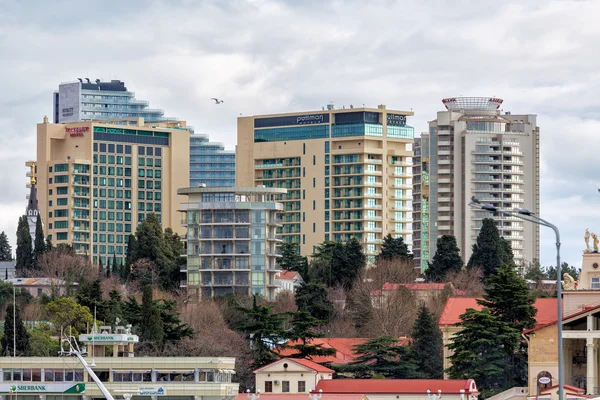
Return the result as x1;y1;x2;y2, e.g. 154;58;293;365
254;113;330;128
0;383;85;394
538;377;551;385
58;82;82;123
79;333;138;343
139;386;166;396
66;126;89;137
387;113;407;126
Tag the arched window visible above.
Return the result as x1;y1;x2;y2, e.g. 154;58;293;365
537;371;553;394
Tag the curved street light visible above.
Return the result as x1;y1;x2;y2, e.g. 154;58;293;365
246;389;260;400
469;196;563;400
427;389;442;400
309;389;323;400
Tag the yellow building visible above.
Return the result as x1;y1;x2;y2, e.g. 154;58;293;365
236;105;415;260
29;116;190;265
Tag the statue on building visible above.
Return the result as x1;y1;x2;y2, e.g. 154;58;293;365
563;273;576;290
585;229;591;253
593;232;600;253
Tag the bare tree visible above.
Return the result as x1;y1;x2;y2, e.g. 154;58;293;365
445;267;485;298
34;246;97;282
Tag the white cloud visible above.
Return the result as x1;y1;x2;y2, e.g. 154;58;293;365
1;0;599;267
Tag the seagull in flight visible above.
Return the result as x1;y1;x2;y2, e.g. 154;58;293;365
211;98;224;104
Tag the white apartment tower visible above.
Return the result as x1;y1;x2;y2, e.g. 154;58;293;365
413;97;539;271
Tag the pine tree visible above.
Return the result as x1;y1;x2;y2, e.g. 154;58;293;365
236;295;286;368
447;308;520;397
295;282;335;321
467;218;510;278
410;303;443;378
33;214;45;269
1;302;30;356
347;336;422;379
425;235;463;282
0;231;12;261
285;310;336;359
98;258;104;278
15;216;33;275
279;243;308;279
376;234;412;262
337;238;366;290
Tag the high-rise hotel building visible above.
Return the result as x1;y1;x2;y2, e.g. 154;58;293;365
236;105;415;261
30;116;189;265
412;97;539;271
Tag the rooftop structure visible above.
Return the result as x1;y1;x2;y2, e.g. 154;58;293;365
189;134;235;187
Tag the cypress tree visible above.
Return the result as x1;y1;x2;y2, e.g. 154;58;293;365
0;231;12;261
140;285;164;344
410;303;443;378
15;216;33;275
33;214;45;269
111;253;118;276
45;235;53;252
126;234;137;268
467;218;507;278
1;302;30;356
98;258;104;278
426;235;463;282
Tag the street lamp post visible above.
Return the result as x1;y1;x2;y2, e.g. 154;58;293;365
246;389;260;400
469;197;563;400
309;389;323;400
427;389;442;400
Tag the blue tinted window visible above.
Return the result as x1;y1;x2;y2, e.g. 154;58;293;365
387;125;414;139
332;123;382;138
254;125;329;142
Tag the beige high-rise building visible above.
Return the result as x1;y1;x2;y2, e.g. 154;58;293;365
29;116;190;266
412;97;540;271
236;105;415;262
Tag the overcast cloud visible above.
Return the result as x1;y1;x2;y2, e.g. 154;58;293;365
1;0;598;268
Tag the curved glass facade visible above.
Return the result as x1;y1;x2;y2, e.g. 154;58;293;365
190;134;235;187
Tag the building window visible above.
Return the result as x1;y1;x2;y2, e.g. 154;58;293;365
592;278;600;289
264;382;273;393
282;381;290;393
298;381;306;392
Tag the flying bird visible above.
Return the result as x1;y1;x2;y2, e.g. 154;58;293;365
211;98;224;104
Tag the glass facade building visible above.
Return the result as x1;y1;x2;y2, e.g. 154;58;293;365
237;105;415;263
30;117;190;267
179;187;285;300
53;79;175;123
189;134;235;187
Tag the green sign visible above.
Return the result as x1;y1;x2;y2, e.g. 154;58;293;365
1;383;85;394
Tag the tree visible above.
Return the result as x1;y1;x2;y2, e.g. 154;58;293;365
33;214;45;269
125;234;137;271
311;239;366;290
284;310;336;359
77;279;106;321
524;260;546;282
467;218;512;278
45;297;94;336
2;302;30;356
111;253;118;276
547;262;580;281
140;285;164;343
447;308;520;398
98;257;104;278
29;322;61;356
45;235;53;252
105;290;123;326
410;303;443;378
15;215;33;275
376;234;412;262
426;235;463;282
478;264;536;331
35;245;97;283
343;336;422;379
0;231;12;261
279;243;309;280
235;295;286;368
295;282;334;322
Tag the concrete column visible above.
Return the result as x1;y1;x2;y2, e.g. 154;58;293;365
565;343;573;386
589;315;595;331
588;337;596;394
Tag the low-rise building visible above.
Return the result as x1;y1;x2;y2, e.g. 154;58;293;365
274;270;304;297
253;358;334;394
0;261;16;280
316;378;479;400
370;282;467;305
6;277;78;298
0;324;238;400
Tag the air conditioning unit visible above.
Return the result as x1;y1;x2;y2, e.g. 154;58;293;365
274;381;280;385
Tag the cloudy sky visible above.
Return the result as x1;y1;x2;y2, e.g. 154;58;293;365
1;0;598;268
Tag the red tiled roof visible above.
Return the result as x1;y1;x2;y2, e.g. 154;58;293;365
276;337;411;364
439;297;558;328
525;303;600;334
540;384;585;394
277;270;301;281
234;395;366;400
253;358;334;374
316;379;478;394
371;282;467;296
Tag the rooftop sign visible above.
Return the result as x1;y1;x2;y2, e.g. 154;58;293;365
65;126;89;137
79;333;139;343
1;383;85;394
